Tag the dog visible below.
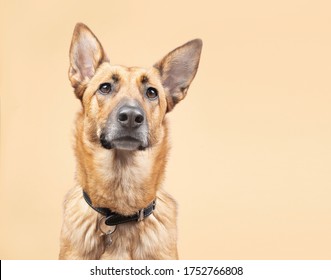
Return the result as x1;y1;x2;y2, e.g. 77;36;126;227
59;23;202;259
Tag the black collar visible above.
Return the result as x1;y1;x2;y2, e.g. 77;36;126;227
83;191;156;226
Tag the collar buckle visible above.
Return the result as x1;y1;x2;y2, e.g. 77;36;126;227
138;209;145;222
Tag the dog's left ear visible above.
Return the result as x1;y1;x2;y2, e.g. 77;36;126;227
69;23;109;99
154;39;202;112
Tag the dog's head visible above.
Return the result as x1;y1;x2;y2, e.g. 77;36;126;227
69;23;202;151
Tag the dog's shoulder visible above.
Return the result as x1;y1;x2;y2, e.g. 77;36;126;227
155;189;178;221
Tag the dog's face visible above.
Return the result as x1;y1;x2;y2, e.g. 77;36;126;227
69;23;202;151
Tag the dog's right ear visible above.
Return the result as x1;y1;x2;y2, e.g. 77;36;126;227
69;23;109;99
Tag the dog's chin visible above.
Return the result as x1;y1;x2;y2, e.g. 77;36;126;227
101;136;147;151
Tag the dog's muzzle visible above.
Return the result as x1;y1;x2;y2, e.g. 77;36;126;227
100;102;149;151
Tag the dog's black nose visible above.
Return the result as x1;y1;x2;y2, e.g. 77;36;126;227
117;106;145;128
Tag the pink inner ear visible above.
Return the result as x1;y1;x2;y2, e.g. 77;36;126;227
70;28;107;84
157;40;202;94
74;39;98;79
162;58;196;92
76;60;95;80
155;39;202;111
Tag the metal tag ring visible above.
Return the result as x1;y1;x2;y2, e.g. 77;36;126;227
99;216;117;235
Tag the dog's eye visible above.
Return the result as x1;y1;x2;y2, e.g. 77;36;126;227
98;83;112;94
146;87;158;100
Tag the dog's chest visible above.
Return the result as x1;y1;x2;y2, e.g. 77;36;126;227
99;215;173;260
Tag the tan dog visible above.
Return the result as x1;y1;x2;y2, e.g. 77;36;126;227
59;23;202;259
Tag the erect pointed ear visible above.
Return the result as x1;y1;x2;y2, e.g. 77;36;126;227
154;39;202;112
69;23;109;98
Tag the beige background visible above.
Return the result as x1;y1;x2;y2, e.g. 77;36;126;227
1;0;331;259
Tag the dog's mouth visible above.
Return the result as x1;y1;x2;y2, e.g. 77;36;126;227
112;136;146;151
100;134;147;151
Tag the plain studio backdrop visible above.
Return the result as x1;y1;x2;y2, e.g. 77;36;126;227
1;0;331;259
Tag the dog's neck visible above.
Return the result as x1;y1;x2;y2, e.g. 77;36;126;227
74;116;169;216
